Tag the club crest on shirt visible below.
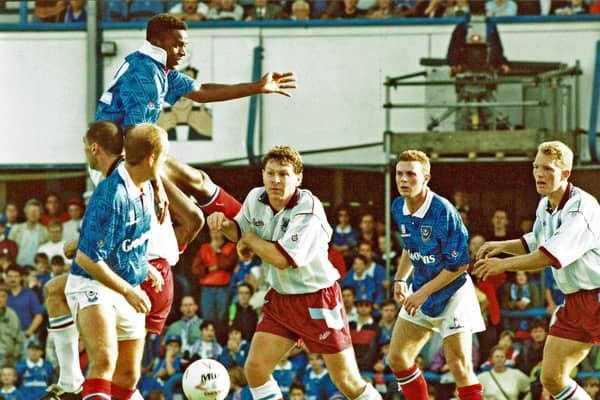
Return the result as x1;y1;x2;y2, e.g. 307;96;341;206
291;234;298;242
86;290;98;303
281;218;290;232
148;101;156;110
420;225;433;242
97;239;105;248
451;249;458;258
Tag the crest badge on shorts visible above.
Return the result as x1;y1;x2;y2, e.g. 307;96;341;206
421;225;432;243
86;290;98;303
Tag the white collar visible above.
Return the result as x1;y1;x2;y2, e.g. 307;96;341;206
26;358;44;368
402;188;433;219
117;163;144;199
139;40;167;67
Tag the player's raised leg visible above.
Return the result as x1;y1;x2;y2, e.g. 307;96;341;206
162;156;241;218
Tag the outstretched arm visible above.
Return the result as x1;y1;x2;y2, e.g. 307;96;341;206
184;72;297;103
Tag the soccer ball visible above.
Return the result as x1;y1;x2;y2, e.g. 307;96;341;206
182;359;231;400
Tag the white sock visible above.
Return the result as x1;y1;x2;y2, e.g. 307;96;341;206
50;322;84;393
354;382;382;400
250;378;283;400
553;380;592;400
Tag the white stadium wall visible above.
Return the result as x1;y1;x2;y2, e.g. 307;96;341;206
1;21;599;167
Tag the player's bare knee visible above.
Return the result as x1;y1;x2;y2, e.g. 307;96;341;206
540;370;563;394
44;277;63;298
113;366;140;388
387;350;411;372
446;357;471;382
243;360;268;385
89;351;117;375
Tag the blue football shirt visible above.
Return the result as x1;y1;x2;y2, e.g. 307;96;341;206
391;189;470;317
70;163;153;286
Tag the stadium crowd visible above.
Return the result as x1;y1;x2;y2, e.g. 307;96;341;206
15;0;600;24
0;189;599;400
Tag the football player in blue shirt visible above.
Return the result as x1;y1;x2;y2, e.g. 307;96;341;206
65;124;169;400
96;13;296;223
387;150;485;400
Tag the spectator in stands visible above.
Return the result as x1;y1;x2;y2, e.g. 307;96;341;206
554;0;587;13
444;0;471;18
245;0;283;19
0;287;23;368
290;0;311;19
36;221;66;261
228;252;261;304
515;318;547;375
229;366;251;400
163;295;203;354
479;329;519;371
375;234;399;269
207;0;244;20
152;334;183;383
64;0;86;22
0;365;23;399
169;0;209;20
485;208;516;242
289;381;307;400
331;205;358;264
501;271;542;337
128;0;166;21
581;376;600;400
303;353;339;400
486;0;517;15
33;0;66;22
192;229;237;340
357;241;387;306
40;193;68;227
367;0;404;18
61;197;83;243
9;199;48;268
416;0;447;17
357;212;377;251
228;282;258;342
188;320;223;360
5;265;44;350
590;0;600;13
218;326;250;369
329;0;368;18
378;299;398;347
341;285;358;324
15;341;53;400
477;345;530;400
0;216;18;262
342;254;377;304
350;294;380;373
3;202;19;238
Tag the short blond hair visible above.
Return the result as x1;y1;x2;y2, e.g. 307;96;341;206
124;124;168;166
398;150;431;175
537;141;573;171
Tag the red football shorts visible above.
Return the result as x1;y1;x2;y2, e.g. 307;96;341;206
256;283;353;354
549;288;600;344
141;258;174;334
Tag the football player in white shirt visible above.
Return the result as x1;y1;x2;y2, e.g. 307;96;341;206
475;140;600;400
207;146;381;400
